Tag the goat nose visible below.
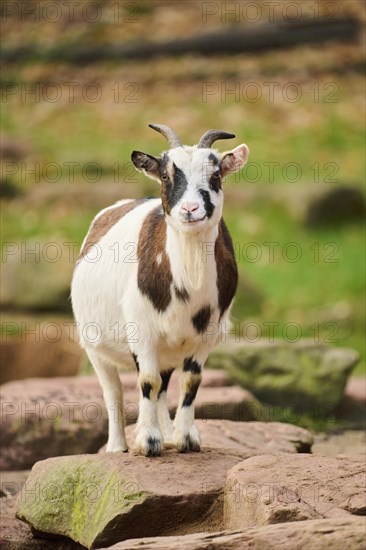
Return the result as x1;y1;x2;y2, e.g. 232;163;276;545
181;202;199;213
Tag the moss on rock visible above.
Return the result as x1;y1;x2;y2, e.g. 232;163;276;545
207;341;359;415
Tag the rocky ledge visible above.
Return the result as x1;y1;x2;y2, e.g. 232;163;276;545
0;419;364;549
106;519;366;550
14;420;314;549
0;370;260;470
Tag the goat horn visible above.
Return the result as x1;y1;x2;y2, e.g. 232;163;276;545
148;124;183;148
198;130;235;148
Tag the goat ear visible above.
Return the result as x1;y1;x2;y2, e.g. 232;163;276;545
131;151;161;181
220;144;249;176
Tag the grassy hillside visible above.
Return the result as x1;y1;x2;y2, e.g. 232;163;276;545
1;1;365;375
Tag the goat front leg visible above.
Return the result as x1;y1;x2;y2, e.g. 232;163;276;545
173;354;206;453
134;350;163;456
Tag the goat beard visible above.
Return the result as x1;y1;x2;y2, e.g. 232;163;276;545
182;235;205;291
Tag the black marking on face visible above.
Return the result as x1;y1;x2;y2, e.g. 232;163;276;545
132;353;139;372
169;163;189;210
174;285;189;303
183;357;202;375
209;153;219;166
209;171;222;193
161;160;189;215
159;153;169;179
199;189;215;218
141;382;152;399
208;153;221;192
192;305;212;334
182;380;201;408
158;369;174;398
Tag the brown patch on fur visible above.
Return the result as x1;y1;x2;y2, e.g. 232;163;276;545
160;179;170;214
215;219;238;318
160;154;171;214
137;205;173;312
160;155;174;214
77;199;147;263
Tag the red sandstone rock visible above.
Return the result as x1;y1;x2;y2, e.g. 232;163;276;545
0;371;259;469
224;454;366;529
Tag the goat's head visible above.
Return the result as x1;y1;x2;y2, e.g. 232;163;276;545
131;124;249;233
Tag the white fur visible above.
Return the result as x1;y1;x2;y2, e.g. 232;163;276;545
71;140;248;455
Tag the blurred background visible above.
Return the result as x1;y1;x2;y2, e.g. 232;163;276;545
1;0;365;391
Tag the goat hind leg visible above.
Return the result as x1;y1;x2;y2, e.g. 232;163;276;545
173;356;203;453
157;368;174;446
87;350;128;452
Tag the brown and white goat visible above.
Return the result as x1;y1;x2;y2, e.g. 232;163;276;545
71;124;249;456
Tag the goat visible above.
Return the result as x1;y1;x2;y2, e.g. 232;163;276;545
71;124;249;456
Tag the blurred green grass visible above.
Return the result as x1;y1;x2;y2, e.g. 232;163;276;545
1;54;365;376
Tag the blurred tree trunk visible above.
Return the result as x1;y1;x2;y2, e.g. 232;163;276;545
2;18;360;64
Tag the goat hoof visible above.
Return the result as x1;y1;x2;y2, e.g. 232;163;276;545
136;428;163;457
143;436;162;457
106;443;129;453
174;426;201;453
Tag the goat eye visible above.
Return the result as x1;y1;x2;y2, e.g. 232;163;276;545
212;172;220;179
161;174;168;181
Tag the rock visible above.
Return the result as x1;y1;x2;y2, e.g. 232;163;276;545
0;177;20;199
339;378;366;428
312;430;366;456
0;241;74;312
0;515;58;550
105;518;366;549
195;420;312;454
207;341;359;413
0;376;109;470
208;182;366;228
269;183;366;226
345;377;366;403
100;420;313;455
16;448;246;549
193;386;259;422
24;182;141;211
0;470;30;497
3;417;314;548
224;454;366;529
305;186;366;226
0;370;260;470
0;334;82;384
0;134;30;161
1;499;83;550
0;471;83;549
